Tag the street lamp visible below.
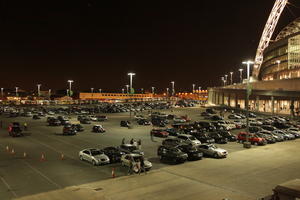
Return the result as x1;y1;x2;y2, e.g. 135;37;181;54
230;72;233;85
67;80;74;97
127;73;135;94
166;88;169;96
242;60;254;149
198;86;202;93
171;81;175;96
151;87;155;94
91;88;94;93
141;88;144;94
1;88;3;98
122;88;125;94
221;77;225;86
99;89;102;93
239;68;243;83
48;89;51;99
224;74;228;86
37;84;41;97
125;85;129;94
15;87;19;97
192;84;195;93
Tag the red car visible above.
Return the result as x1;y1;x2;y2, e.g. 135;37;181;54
237;132;266;145
151;129;169;138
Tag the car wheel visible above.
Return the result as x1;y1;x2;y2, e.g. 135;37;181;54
79;156;84;161
254;142;258;146
92;160;97;166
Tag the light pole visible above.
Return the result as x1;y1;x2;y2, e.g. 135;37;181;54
230;72;233;85
15;87;19;97
151;87;155;94
166;88;169;96
122;88;125;94
1;88;3;98
48;89;51;99
224;74;228;86
198;86;202;92
171;81;175;96
67;80;73;97
91;88;94;93
221;77;225;86
37;84;41;97
141;88;144;94
242;60;254;149
99;89;102;93
276;60;281;79
239;68;243;83
125;85;129;94
127;73;135;94
192;84;195;93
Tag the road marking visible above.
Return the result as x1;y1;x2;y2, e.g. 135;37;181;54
23;161;62;189
0;177;17;198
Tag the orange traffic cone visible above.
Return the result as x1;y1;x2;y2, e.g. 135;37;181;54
23;152;27;158
112;168;116;178
60;153;65;160
40;153;45;161
11;148;15;155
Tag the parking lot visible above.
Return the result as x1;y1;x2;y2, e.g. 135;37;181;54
0;104;299;200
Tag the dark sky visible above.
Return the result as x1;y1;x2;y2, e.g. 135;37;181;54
0;0;300;93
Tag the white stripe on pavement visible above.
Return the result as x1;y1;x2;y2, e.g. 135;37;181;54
0;177;17;198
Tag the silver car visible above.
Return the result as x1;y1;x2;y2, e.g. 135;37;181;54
121;154;152;173
79;148;110;165
197;144;228;158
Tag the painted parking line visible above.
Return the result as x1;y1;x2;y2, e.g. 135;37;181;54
0;176;18;198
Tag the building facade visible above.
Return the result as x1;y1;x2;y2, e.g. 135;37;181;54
208;18;300;115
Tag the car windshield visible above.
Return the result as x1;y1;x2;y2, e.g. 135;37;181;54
208;144;217;149
91;150;103;156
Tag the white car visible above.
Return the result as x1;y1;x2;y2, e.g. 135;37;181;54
121;154;152;173
177;134;201;146
89;115;98;121
134;115;145;120
173;117;186;123
79;148;110;165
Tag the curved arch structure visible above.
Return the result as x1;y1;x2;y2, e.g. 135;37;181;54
253;0;288;78
275;17;300;41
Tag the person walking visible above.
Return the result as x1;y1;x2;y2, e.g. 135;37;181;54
130;138;134;145
137;139;142;150
122;138;125;145
127;157;134;175
150;130;155;142
23;122;27;131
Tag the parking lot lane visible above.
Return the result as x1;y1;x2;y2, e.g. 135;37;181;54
0;176;17;199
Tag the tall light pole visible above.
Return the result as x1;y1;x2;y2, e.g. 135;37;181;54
48;89;51;99
151;87;155;94
1;88;3;98
221;77;225;86
141;88;144;94
67;80;73;97
125;85;129;94
198;86;202;93
15;87;19;97
127;73;135;94
171;81;175;96
122;88;125;94
99;89;102;93
91;88;94;93
166;88;169;96
37;84;41;97
239;68;243;83
242;60;254;149
192;84;195;93
230;72;233;85
224;74;228;86
276;60;281;79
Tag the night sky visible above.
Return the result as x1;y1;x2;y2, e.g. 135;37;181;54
0;0;300;93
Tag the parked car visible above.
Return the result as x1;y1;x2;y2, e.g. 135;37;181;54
79;148;110;165
228;114;241;119
102;147;125;163
190;132;215;143
151;129;169;138
80;118;91;124
201;112;211;117
120;120;131;127
273;129;295;140
173;117;186;123
8;125;23;137
48;118;61;126
175;144;203;161
197;144;228;158
217;130;237;142
96;115;108;121
208;132;228;144
237;132;267;145
137;119;151;125
72;124;84;132
62;125;77;135
32;115;41;120
121;154;152;172
177;134;201;146
206;108;216;114
210;115;224;121
92;125;105;133
162;138;185;147
286;128;300;138
256;132;277;144
118;144;144;155
157;145;188;164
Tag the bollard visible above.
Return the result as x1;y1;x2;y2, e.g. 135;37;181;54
112;168;116;178
40;153;46;161
11;148;15;155
60;153;65;160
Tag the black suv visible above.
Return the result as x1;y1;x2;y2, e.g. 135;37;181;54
157;145;188;164
217;131;237;142
120;120;131;127
62;125;77;135
175;144;203;161
48;118;61;126
102;146;124;163
8;125;23;137
190;132;215;143
208;132;228;144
